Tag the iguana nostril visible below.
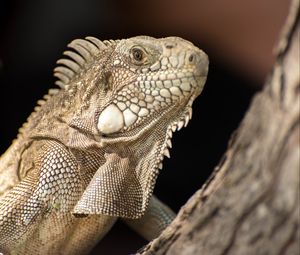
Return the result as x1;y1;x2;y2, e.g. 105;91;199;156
188;54;195;63
165;43;175;49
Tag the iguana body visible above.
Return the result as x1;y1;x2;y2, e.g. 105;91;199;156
0;36;208;254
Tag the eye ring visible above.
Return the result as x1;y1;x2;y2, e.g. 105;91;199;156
130;47;145;64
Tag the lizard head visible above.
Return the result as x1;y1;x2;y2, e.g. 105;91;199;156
95;36;208;138
54;36;208;218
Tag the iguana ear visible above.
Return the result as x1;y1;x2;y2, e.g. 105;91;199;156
54;36;109;89
73;135;169;219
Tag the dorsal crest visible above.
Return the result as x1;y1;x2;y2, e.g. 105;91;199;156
54;36;113;89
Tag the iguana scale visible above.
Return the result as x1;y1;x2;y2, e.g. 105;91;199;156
0;36;208;254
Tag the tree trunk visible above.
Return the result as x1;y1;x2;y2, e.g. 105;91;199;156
137;1;300;255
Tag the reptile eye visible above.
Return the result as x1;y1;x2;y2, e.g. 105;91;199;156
131;47;145;63
132;48;143;61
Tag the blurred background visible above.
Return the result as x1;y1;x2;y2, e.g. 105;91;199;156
0;0;290;253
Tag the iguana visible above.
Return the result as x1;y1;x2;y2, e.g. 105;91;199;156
0;36;208;254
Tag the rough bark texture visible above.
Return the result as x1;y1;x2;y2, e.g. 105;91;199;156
137;1;300;255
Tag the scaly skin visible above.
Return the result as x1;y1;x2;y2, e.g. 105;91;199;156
0;36;208;254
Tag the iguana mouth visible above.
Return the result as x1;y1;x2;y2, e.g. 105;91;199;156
96;78;201;145
96;74;205;140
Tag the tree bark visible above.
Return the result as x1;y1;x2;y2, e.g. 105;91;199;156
137;1;300;255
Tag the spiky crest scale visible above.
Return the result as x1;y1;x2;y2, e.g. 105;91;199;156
17;88;60;136
54;36;109;89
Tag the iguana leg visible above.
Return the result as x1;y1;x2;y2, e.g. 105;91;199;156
61;214;117;255
123;196;176;241
0;140;81;254
0;172;41;254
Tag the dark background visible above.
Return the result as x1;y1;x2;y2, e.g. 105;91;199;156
0;0;289;254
